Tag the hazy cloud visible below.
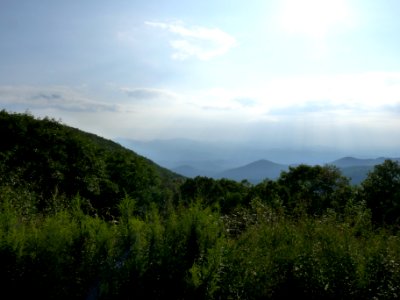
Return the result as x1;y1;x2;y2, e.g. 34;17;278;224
234;98;258;107
268;101;357;116
0;86;117;112
145;21;237;60
201;105;233;111
381;103;400;115
32;93;63;101
120;87;177;101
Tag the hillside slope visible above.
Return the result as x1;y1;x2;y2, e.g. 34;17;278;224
0;110;183;215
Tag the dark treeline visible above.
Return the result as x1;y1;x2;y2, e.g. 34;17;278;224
1;110;400;299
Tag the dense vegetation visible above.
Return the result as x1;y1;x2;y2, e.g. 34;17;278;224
1;110;400;299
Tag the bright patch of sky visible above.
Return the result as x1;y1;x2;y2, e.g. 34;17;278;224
1;0;400;156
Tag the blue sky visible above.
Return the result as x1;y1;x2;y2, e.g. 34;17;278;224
1;0;400;157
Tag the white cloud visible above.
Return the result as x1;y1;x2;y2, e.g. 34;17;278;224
145;21;237;61
225;72;400;116
154;71;400;133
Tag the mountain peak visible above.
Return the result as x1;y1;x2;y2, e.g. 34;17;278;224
215;159;288;183
248;159;280;166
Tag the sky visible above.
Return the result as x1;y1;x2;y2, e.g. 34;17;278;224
1;0;400;158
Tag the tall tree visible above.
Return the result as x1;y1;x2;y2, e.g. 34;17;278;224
361;159;400;226
277;164;352;216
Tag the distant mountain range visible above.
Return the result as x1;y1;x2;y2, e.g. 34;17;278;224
330;156;390;168
116;138;351;168
172;156;400;185
116;138;400;185
328;157;398;185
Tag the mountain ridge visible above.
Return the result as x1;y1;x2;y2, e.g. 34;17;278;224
329;156;395;168
172;156;400;185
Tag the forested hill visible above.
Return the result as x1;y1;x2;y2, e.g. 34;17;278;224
0;110;183;216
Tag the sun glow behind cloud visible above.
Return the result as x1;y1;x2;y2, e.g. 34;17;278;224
279;0;352;38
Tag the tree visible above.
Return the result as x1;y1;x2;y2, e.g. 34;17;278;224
277;164;352;216
361;159;400;226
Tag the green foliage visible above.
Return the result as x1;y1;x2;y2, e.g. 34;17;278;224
361;159;400;226
217;213;400;300
180;177;250;213
1;183;400;299
278;164;353;216
0;193;120;299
